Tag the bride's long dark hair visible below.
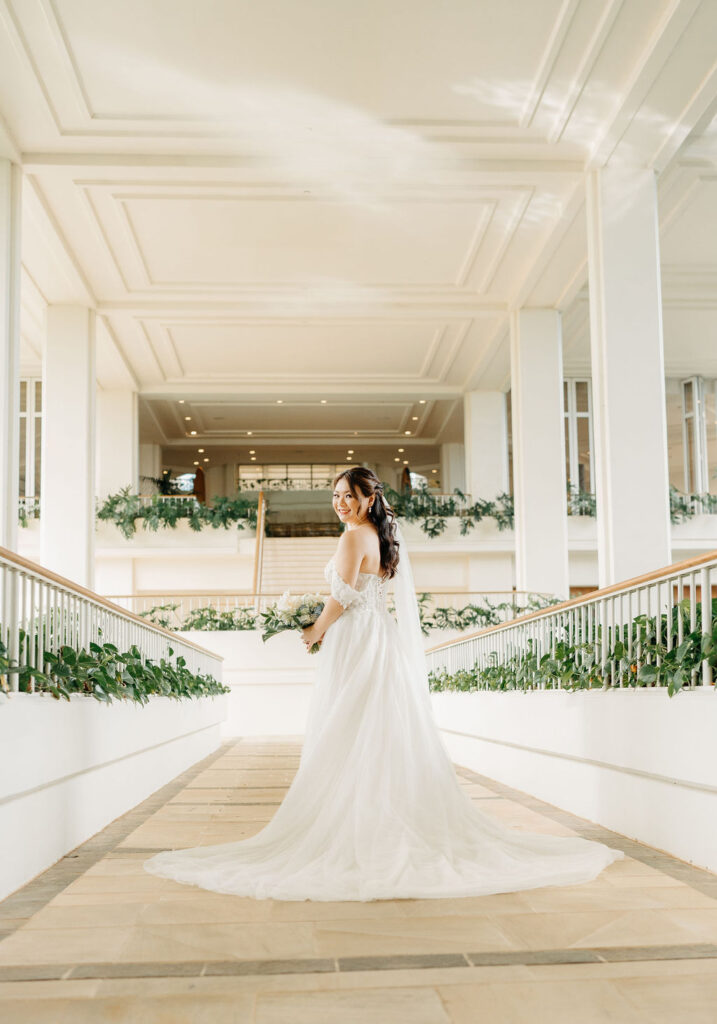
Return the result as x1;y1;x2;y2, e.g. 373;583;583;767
332;467;400;579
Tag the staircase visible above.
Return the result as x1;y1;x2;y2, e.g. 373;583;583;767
260;537;340;594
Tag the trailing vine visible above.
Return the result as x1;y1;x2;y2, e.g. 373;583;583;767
428;598;717;698
139;604;258;631
95;488;258;539
0;636;228;704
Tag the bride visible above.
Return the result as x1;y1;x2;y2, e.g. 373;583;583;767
144;467;624;901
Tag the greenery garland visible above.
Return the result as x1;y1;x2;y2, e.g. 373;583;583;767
139;604;258;631
0;636;228;704
428;598;717;698
385;485;515;538
95;488;258;539
137;594;557;634
22;484;717;535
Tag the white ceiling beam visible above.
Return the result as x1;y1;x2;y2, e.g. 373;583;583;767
97;300;507;318
139;383;462;400
588;0;706;169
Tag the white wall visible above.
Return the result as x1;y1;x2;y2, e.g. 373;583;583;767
431;688;717;874
179;630;316;737
0;693;228;900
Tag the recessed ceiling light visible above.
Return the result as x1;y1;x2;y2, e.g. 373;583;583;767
398;448;405;453
179;400;185;404
348;450;354;454
184;416;191;421
203;458;209;462
276;399;283;404
320;400;327;404
403;460;409;464
249;450;255;454
404;430;411;435
432;469;437;473
193;461;199;466
412;416;418;421
190;430;197;436
394;457;400;462
198;448;204;453
419;399;426;404
250;456;256;461
247;431;253;436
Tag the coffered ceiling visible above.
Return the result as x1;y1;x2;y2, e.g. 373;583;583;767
3;0;717;458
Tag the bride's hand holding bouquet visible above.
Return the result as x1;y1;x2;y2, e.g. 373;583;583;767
260;591;326;654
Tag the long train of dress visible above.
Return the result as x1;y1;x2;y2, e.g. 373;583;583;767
144;559;624;901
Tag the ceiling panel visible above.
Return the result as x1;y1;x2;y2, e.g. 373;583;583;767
52;0;566;124
192;401;411;434
162;320;445;378
121;196;489;288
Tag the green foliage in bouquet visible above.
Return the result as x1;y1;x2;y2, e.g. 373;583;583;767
428;598;717;699
259;595;326;654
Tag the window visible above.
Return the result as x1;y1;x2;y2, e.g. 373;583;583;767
564;379;594;495
681;377;709;493
19;378;42;498
235;464;355;490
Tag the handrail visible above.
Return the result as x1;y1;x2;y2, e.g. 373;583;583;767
251;490;266;597
425;549;717;692
426;548;717;654
0;545;220;661
105;588;546;599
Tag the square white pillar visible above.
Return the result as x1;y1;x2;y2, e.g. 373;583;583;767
510;310;569;599
139;443;162;487
41;306;96;588
0;160;21;551
463;391;508;500
586;167;671;586
96;389;138;499
440;443;466;494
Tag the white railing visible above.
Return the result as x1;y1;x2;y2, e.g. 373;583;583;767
105;589;552;629
426;551;717;690
0;547;223;692
136;494;200;509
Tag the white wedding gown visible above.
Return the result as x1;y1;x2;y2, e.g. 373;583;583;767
144;552;624;901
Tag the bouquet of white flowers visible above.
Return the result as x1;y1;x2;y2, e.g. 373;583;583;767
260;591;326;654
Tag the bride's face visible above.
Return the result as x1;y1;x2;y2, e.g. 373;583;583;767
333;481;372;526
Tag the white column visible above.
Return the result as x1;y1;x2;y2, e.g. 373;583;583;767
0;160;21;551
440;443;466;493
205;465;225;499
463;391;508;499
510;310;569;599
41;307;96;587
586;167;671;586
96;389;138;499
139;443;161;487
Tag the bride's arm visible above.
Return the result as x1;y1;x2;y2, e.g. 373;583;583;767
301;532;363;647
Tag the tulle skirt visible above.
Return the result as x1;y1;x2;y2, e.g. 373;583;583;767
144;607;624;900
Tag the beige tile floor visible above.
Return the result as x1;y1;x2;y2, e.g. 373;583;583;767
0;738;715;1023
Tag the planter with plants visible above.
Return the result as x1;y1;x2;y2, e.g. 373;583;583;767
95;488;258;539
0;636;228;705
428;598;717;698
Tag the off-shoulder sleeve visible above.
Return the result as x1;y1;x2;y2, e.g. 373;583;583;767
329;563;360;609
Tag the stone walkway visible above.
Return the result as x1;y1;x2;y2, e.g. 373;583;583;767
1;738;716;1022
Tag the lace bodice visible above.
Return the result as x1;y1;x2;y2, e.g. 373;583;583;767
324;557;387;613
